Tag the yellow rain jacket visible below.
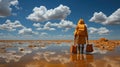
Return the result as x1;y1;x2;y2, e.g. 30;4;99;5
74;19;88;45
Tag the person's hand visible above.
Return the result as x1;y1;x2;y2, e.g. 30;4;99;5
74;37;76;45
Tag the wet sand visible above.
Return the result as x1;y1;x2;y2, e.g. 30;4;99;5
0;40;120;67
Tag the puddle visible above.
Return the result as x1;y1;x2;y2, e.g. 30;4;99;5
0;41;120;67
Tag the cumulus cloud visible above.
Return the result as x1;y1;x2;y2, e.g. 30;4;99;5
105;8;120;24
0;19;24;31
88;27;98;34
18;28;38;35
51;20;76;32
36;20;76;31
89;12;107;23
55;20;76;32
43;22;56;30
89;8;120;25
0;0;19;17
88;27;110;35
36;22;56;31
40;32;48;36
62;28;70;32
98;27;110;34
27;4;71;22
57;20;76;28
33;23;41;27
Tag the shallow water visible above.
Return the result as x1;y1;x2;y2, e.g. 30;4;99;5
0;41;120;67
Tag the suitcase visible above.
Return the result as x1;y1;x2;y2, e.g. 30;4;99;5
86;44;93;52
70;45;77;54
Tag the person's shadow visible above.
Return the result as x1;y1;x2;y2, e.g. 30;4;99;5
70;54;94;67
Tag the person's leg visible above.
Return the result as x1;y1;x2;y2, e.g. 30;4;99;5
81;44;84;54
78;45;80;54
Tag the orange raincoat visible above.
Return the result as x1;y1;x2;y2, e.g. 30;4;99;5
74;19;88;45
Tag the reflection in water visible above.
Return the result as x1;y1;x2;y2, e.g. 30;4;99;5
0;41;120;67
90;56;120;67
33;51;70;64
70;54;94;67
92;48;108;54
0;52;24;63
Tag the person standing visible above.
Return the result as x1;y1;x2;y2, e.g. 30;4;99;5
74;19;88;54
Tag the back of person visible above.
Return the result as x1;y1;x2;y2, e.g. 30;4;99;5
76;24;86;36
74;19;88;54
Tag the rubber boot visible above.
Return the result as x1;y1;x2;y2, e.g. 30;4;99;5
81;45;84;54
78;45;80;54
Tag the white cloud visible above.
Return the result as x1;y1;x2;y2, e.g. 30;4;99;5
89;8;120;25
44;22;52;27
36;20;76;32
40;32;48;36
10;0;18;5
88;27;110;35
0;0;19;17
18;28;38;35
105;8;120;24
50;20;76;32
0;32;74;40
89;12;107;23
88;27;98;34
43;27;56;31
36;27;56;31
0;19;24;31
36;22;56;31
33;23;41;27
27;4;71;22
62;28;70;32
98;27;110;35
57;20;76;28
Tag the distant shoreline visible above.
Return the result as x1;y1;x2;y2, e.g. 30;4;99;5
0;39;120;42
0;40;73;43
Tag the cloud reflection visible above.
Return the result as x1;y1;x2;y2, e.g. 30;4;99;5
0;40;120;67
92;48;108;54
0;52;24;63
90;56;120;67
33;51;70;64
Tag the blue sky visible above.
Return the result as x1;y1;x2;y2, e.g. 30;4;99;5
0;0;120;40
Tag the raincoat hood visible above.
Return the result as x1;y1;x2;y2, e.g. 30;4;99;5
77;19;85;25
